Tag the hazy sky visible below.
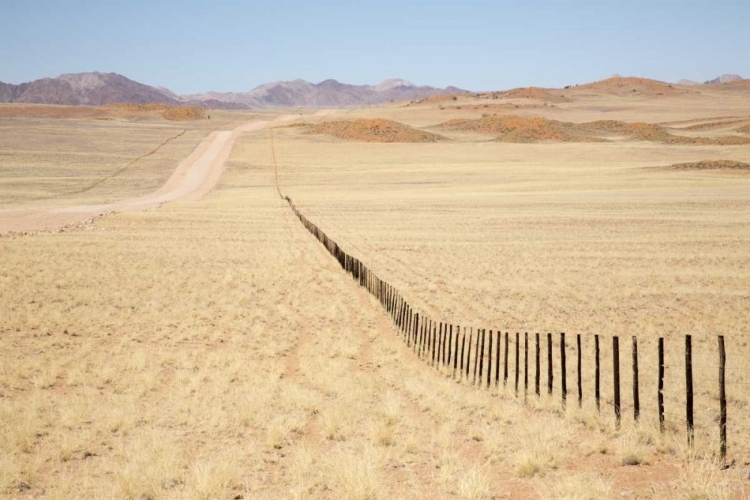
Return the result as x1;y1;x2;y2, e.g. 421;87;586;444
1;0;747;94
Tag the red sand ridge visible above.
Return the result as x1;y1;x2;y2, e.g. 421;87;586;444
306;119;445;143
501;87;569;102
574;76;694;96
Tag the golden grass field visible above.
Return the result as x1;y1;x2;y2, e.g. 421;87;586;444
1;81;750;499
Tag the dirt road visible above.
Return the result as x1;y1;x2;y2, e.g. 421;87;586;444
0;114;299;235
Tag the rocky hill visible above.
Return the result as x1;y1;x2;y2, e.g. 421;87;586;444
0;72;178;106
182;78;466;109
0;72;466;109
704;74;743;85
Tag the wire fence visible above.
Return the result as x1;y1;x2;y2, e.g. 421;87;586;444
283;194;745;465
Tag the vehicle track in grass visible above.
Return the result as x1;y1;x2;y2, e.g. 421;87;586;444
0;114;297;235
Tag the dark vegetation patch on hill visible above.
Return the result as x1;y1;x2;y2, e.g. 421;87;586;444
442;115;603;143
442;114;750;145
306;119;445;143
0;103;207;121
665;160;750;171
105;103;207;121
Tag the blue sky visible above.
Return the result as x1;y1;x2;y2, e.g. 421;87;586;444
1;0;747;94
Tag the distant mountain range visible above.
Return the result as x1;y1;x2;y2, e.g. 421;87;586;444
0;72;467;109
677;74;743;86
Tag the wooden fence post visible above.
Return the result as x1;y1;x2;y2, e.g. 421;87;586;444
686;334;694;448
444;323;449;366
495;330;501;387
535;333;540;396
466;329;473;379
448;325;453;367
524;332;529;398
479;329;486;386
453;326;460;378
413;313;419;351
718;335;727;463
658;337;664;433
561;332;567;407
547;333;553;395
632;336;639;421
577;334;582;408
487;330;493;388
471;328;481;384
430;320;437;366
437;323;443;367
595;335;600;412
515;332;520;395
613;336;621;429
504;332;509;386
460;329;466;379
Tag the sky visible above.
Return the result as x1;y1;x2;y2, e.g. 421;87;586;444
1;0;748;94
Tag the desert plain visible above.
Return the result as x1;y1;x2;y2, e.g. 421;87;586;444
1;77;750;499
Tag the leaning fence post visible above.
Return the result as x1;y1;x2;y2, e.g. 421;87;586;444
686;334;694;448
632;336;640;421
658;337;665;433
718;335;727;463
613;336;621;429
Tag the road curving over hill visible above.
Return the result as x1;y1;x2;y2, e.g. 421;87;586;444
0;114;301;235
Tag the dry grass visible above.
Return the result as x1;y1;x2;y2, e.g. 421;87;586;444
2;89;750;499
0;117;211;208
